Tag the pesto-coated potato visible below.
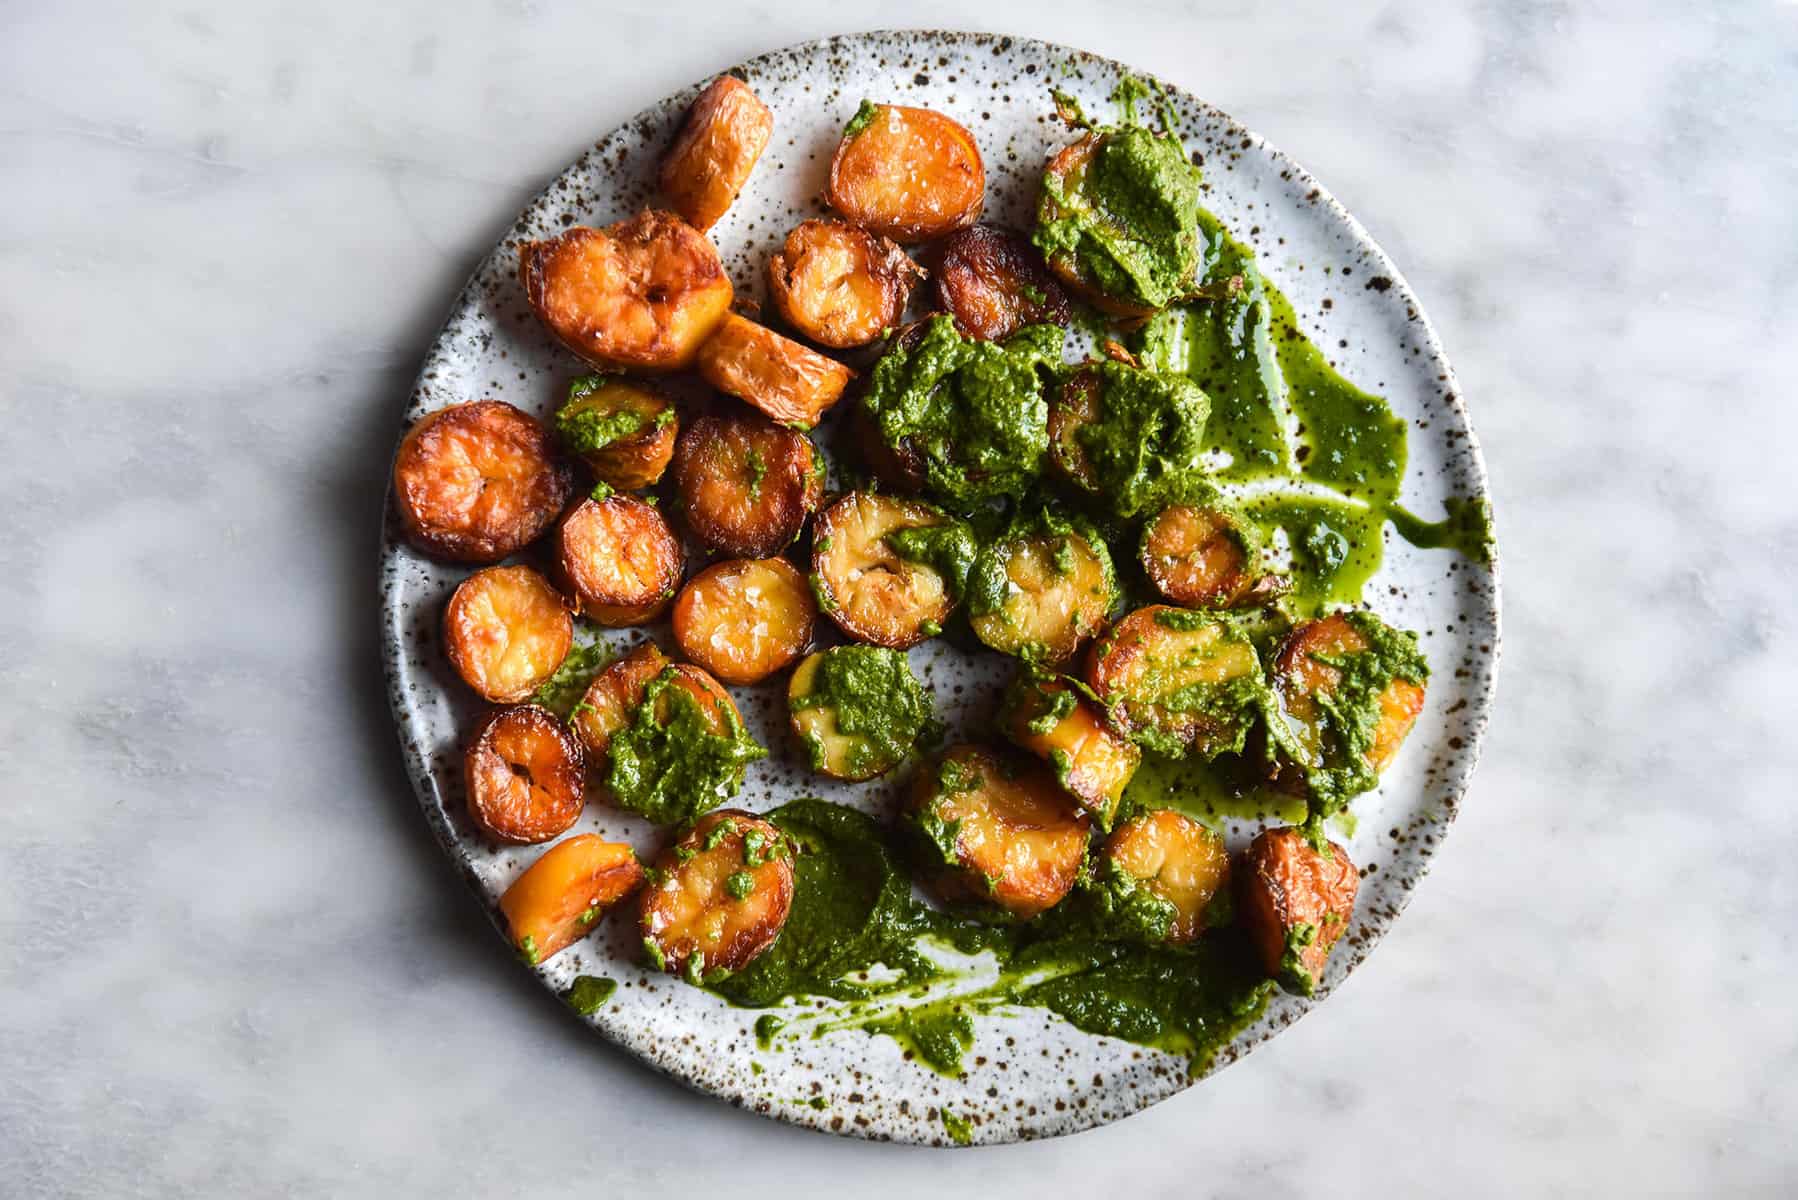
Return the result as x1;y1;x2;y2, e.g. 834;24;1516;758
393;400;572;564
1273;612;1428;779
519;210;733;372
465;704;585;844
500;834;645;965
443;565;573;703
1037;135;1158;320
555;495;682;625
673;557;816;685
1085;606;1265;758
908;745;1091;920
658;75;773;232
1141;505;1285;609
639;809;794;980
1103;810;1229;945
569;642;669;763
1238;826;1358;995
553;375;678;491
1046;366;1105;494
968;520;1116;668
695;313;853;429
825;102;985;243
999;674;1139;829
934;223;1071;341
810;491;956;649
787;646;933;782
768;219;922;349
672;412;823;558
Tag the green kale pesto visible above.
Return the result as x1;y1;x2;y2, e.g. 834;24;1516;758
604;668;767;825
565;975;618;1015
940;1109;975;1146
884;519;980;600
554;375;671;455
529;639;613;719
790;646;935;779
1062;358;1213;518
964;509;1120;665
843;98;881;139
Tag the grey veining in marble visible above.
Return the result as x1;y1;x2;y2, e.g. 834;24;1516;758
2;1;1794;1195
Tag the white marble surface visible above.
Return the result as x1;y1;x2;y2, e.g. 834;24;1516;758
2;1;1794;1194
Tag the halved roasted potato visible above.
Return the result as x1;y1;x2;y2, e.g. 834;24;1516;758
639;809;794;980
569;641;669;763
999;674;1139;829
787;645;933;782
1046;360;1210;518
393;400;572;564
695;313;853;429
553;375;678;491
519;210;733;371
673;557;816;685
659;75;773;231
1141;505;1285;608
555;495;681;625
1238;826;1358;995
443;565;573;703
672;412;822;557
810;491;956;648
465;704;585;844
1102;810;1230;945
1085;606;1265;758
825;102;984;243
602;665;765;826
968;517;1116;667
1271;612;1429;796
907;744;1090;920
767;219;922;349
934;223;1070;341
500;834;645;965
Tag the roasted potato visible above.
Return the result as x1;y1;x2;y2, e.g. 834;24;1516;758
519;210;733;372
673;557;816;685
934;223;1071;341
1046;367;1105;494
1141;505;1286;609
569;641;669;763
1046;360;1210;518
639;809;794;980
443;565;573;703
500;834;645;965
787;645;934;782
767;219;922;349
601;664;765;825
553;375;678;490
825;102;985;243
1103;810;1230;944
672;412;823;558
695;313;853;429
658;75;773;231
555;495;682;625
908;745;1091;920
1036;135;1155;319
1085;606;1265;758
1238;826;1359;995
810;491;957;649
393;400;572;564
1272;612;1428;785
465;704;585;844
968;518;1116;668
999;674;1139;829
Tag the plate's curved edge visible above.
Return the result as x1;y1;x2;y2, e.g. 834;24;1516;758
376;28;1502;1148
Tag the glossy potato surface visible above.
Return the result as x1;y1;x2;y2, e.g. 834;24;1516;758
569;641;669;763
1000;675;1139;829
465;704;585;844
659;76;773;231
673;558;816;686
1274;613;1427;774
500;834;644;964
970;528;1113;668
935;224;1070;341
1141;505;1283;609
393;400;571;564
556;495;682;625
1238;826;1359;994
556;376;677;490
695;314;853;428
1085;606;1264;757
673;412;822;558
825;104;985;242
768;219;921;349
1104;810;1229;944
639;810;794;978
811;492;955;649
443;565;573;703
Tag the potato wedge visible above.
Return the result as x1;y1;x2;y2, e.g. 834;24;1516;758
672;412;822;557
553;375;678;490
768;219;922;349
1085;606;1265;758
659;75;773;231
465;704;585;844
968;517;1116;668
1238;826;1358;995
443;565;573;703
787;646;933;782
569;641;669;763
639;809;794;980
999;674;1139;829
695;313;853;428
673;557;816;685
934;223;1070;341
1141;505;1285;609
500;834;645;965
811;491;956;649
555;495;682;625
1271;612;1429;796
1103;810;1229;945
826;102;985;243
519;210;733;371
393;400;572;564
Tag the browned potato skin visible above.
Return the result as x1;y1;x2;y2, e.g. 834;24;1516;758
673;558;816;685
659;76;773;231
934;224;1071;341
695;314;853;428
443;565;573;703
1238;827;1359;992
1047;368;1105;495
826;104;985;243
561;378;678;490
1274;614;1427;776
1141;506;1286;609
555;495;683;625
570;642;669;763
639;809;794;977
1084;606;1262;754
1039;136;1159;321
465;704;585;844
672;412;822;557
1104;811;1230;944
810;491;955;649
393;401;572;564
519;211;733;371
1000;676;1139;829
499;834;645;964
968;528;1113;669
768;219;922;349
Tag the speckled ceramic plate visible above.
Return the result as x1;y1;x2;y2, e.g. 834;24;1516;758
380;30;1499;1146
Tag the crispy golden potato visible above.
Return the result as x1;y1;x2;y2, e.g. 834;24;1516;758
909;745;1090;920
826;103;985;243
1141;505;1286;609
465;704;585;844
1104;810;1230;944
1274;613;1427;775
519;211;733;371
811;491;955;649
393;400;572;564
999;674;1139;829
639;809;794;979
673;558;816;686
1238;826;1359;994
554;375;678;490
659;75;773;231
1085;606;1265;758
695;313;853;429
443;565;573;703
934;223;1070;341
500;834;645;964
672;412;822;557
767;219;922;349
968;522;1115;668
555;495;682;625
569;642;669;763
1038;135;1158;320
